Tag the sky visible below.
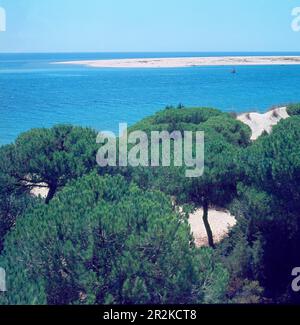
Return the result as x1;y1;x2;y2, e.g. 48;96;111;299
0;0;300;52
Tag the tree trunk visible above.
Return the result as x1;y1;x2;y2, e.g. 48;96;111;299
45;184;57;204
202;200;215;248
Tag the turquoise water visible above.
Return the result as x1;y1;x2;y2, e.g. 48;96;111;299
1;52;300;145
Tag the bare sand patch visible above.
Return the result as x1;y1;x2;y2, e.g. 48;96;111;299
189;208;237;247
237;107;289;140
30;183;49;198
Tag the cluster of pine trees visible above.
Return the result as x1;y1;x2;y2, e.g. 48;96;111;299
0;104;300;304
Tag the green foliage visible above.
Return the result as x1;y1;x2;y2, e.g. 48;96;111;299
4;105;300;304
220;116;300;302
0;173;229;305
227;279;264;304
0;145;38;251
216;197;266;303
123;107;251;247
127;107;250;192
153;107;223;126
287;103;300;116
198;248;230;303
200;115;251;147
1;125;98;203
8;105;298;304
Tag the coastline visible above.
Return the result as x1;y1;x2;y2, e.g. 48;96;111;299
54;56;300;68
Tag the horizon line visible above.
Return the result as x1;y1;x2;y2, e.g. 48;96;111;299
1;50;300;55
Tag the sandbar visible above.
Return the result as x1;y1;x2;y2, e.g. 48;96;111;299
54;56;300;68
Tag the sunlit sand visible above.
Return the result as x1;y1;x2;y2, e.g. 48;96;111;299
54;56;300;68
189;208;237;247
237;107;289;140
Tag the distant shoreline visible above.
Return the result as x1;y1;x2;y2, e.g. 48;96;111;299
54;56;300;68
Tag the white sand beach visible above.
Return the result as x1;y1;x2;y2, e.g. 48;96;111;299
54;56;300;69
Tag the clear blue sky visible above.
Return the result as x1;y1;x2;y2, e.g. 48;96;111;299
0;0;300;52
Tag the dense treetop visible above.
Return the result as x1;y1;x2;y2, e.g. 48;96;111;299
287;103;300;116
0;125;98;203
126;107;251;247
0;173;229;305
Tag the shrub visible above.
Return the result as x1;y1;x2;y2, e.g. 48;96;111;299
287;103;300;116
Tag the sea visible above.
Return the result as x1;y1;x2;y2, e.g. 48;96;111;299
1;52;300;145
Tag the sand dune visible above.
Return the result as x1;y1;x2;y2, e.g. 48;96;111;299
237;107;289;140
54;56;300;69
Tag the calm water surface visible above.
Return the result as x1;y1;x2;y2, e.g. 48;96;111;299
1;52;300;145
